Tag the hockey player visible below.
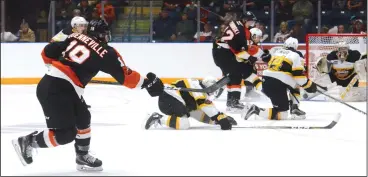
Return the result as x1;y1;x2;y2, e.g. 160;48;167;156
212;11;268;113
315;41;366;101
51;16;89;42
145;77;236;130
11;19;162;171
50;16;92;108
242;37;318;120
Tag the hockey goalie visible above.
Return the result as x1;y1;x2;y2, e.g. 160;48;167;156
313;41;366;102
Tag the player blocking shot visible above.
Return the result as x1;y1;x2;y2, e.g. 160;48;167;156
144;77;237;130
242;37;318;120
314;41;366;102
11;19;162;171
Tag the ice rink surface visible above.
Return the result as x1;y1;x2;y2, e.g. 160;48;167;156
1;85;366;176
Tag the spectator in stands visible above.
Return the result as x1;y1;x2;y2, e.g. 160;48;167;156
152;10;176;42
352;19;366;34
78;0;93;21
292;0;313;32
36;10;48;42
332;0;347;11
175;13;195;42
96;0;116;26
73;9;82;17
56;9;71;32
183;2;197;20
56;0;77;18
347;0;363;13
18;22;35;42
275;0;293;24
193;23;213;42
337;24;345;33
273;21;290;43
289;23;304;43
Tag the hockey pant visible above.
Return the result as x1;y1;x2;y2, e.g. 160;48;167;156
33;75;91;155
212;47;262;104
158;91;216;130
256;76;293;120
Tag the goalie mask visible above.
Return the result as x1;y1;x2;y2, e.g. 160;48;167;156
336;41;349;61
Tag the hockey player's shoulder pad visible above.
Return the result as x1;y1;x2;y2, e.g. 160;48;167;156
348;49;362;62
327;51;338;61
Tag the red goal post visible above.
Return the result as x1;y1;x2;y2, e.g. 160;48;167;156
305;33;367;82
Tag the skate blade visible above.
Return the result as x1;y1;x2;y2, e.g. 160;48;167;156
11;139;29;166
77;164;103;172
226;108;244;114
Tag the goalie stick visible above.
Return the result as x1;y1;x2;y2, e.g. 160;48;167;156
90;75;230;93
233;113;341;129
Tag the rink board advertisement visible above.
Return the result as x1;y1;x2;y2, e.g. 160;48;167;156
0;43;365;87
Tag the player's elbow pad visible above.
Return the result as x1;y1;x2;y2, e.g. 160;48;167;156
235;51;250;61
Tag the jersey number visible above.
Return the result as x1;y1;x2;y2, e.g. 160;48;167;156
268;56;285;71
64;40;91;64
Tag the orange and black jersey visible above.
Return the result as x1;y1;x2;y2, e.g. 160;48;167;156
214;21;262;60
42;32;144;89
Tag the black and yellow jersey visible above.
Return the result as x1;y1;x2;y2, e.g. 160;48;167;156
164;78;220;118
262;48;312;89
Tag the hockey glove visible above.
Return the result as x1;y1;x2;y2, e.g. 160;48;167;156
142;72;164;97
261;53;271;63
302;80;317;93
211;113;232;130
248;56;258;65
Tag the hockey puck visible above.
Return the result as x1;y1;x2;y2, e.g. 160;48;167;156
303;93;308;99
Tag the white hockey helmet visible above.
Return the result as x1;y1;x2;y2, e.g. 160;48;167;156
71;16;89;33
201;76;224;97
336;41;349;61
202;76;217;88
250;27;263;44
284;37;298;50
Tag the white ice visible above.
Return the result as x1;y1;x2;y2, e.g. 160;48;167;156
1;85;366;176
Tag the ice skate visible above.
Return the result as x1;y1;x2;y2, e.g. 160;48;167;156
290;104;306;120
12;131;38;166
226;100;245;113
76;153;103;171
241;104;261;120
145;112;163;129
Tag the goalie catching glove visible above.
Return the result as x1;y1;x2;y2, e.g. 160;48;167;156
142;72;164;97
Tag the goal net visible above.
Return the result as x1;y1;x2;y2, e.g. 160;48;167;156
305;34;367;86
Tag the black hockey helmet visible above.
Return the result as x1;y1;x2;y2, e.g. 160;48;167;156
240;11;257;22
88;19;111;42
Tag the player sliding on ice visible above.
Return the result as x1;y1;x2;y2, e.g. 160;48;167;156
144;77;237;130
242;37;318;120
